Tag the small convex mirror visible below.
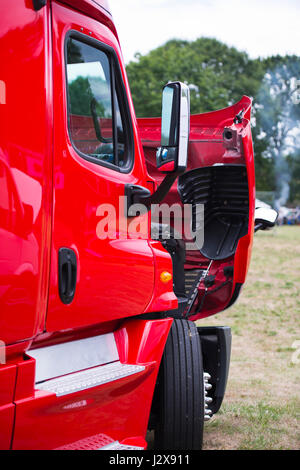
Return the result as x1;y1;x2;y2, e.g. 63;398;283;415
254;207;278;232
156;81;190;173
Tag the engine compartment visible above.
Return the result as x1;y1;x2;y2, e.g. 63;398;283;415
138;96;255;320
178;164;249;260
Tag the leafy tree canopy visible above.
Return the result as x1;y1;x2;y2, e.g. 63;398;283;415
126;38;265;117
126;39;300;204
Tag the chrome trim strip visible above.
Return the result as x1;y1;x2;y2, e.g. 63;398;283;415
29;333;119;383
178;82;190;167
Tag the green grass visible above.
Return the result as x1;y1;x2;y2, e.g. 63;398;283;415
199;226;300;450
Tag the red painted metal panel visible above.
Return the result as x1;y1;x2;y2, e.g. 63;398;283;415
144;241;178;313
0;364;17;407
0;1;52;345
45;1;159;331
58;0;116;36
61;0;112;15
14;357;36;402
0;364;17;449
0;404;15;450
12;319;172;450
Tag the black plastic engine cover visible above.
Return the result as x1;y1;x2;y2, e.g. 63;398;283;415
178;165;249;260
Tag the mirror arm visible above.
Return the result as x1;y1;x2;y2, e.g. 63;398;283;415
141;173;179;209
125;173;180;217
141;173;179;207
125;81;190;217
254;207;278;232
254;222;264;233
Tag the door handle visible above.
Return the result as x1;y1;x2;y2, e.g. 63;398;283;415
58;248;77;304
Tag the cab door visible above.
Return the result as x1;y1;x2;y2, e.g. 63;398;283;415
46;1;154;331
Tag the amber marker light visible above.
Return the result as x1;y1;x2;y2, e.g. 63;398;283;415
160;271;172;283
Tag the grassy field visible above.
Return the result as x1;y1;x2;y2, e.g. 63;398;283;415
200;226;300;450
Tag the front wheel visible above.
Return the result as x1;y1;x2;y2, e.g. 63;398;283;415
152;319;205;450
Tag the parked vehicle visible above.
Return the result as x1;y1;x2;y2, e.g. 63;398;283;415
0;0;275;450
277;206;300;225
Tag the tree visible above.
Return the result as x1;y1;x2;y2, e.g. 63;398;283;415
126;39;300;202
68;76;106;117
289;152;300;205
126;38;264;117
255;56;300;206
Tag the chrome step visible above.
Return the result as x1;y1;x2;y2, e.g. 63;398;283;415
37;361;145;397
99;441;144;450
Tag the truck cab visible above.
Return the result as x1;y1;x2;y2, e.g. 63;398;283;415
0;0;269;450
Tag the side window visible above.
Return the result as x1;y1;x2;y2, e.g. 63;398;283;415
66;37;127;168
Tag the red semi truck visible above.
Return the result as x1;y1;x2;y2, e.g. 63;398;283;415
0;0;276;450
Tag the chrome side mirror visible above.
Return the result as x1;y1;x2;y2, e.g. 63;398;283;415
125;82;190;215
254;207;278;232
156;81;190;173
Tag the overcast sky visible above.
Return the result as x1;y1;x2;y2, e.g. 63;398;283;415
109;0;300;64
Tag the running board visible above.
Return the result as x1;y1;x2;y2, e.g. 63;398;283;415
37;361;145;397
29;333;119;383
56;435;147;450
99;441;145;450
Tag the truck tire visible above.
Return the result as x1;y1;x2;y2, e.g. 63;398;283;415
153;319;204;450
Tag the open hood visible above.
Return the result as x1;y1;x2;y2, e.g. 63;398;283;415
138;96;255;320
